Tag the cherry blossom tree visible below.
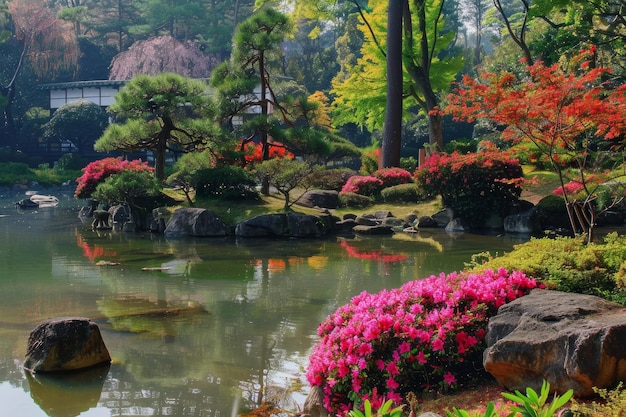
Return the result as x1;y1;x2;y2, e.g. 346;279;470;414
108;35;219;80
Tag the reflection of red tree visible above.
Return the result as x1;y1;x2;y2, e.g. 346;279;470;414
76;234;117;262
251;258;288;272
340;241;408;263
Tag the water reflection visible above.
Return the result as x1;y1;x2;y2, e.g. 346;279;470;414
27;365;110;417
339;239;409;263
0;204;527;416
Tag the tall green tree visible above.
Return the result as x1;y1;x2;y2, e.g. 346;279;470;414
94;73;223;180
331;0;463;151
381;0;403;167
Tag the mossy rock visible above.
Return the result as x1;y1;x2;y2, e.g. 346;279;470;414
338;192;374;208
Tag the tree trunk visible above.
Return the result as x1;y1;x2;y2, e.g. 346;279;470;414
259;51;270;196
381;0;404;168
403;0;444;150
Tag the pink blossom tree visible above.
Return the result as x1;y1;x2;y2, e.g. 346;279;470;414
108;35;219;80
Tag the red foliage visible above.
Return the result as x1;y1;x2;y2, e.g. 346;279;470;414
445;48;626;155
75;157;153;199
242;141;294;163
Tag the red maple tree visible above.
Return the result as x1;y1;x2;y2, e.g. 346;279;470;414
445;47;626;239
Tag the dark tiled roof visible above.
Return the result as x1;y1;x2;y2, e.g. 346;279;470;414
38;80;127;90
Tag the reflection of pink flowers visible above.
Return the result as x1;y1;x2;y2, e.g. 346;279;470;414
306;268;539;414
340;240;408;264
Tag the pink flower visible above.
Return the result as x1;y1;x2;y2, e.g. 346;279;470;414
432;337;445;351
443;372;457;386
386;361;400;375
357;342;373;357
398;341;412;354
305;268;538;413
386;377;400;390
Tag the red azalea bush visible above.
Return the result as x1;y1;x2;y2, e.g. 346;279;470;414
414;150;523;227
372;167;413;188
75;157;153;199
340;175;384;197
306;268;538;415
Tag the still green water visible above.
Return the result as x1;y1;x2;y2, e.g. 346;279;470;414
0;194;528;417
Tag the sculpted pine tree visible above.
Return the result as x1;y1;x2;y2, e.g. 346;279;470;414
211;8;292;195
108;35;219;80
94;73;223;180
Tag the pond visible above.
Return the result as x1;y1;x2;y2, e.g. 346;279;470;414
0;192;529;417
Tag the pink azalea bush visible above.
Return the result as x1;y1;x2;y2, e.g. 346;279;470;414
75;157;153;199
372;167;413;188
340;175;384;197
552;180;585;196
306;268;539;415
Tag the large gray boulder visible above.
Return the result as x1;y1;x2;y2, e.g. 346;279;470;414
483;289;626;397
235;212;334;238
297;190;339;209
164;208;227;238
431;208;454;227
24;317;111;372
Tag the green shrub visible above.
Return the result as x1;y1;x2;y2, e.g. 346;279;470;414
468;234;626;303
381;183;425;203
54;153;85;171
304;168;355;191
194;166;258;200
0;162;35;186
570;382;626;417
400;156;418;173
444;138;477;154
338;192;374;208
92;170;161;206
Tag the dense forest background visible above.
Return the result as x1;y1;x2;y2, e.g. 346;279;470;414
1;0;625;161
